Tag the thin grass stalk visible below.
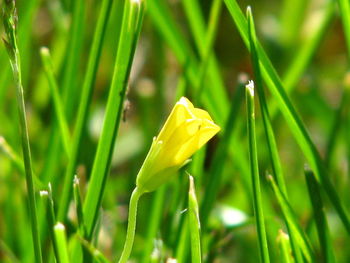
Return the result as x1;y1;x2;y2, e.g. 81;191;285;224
2;1;43;262
223;0;350;233
58;0;114;222
188;175;202;263
246;81;270;263
53;223;71;263
305;168;336;263
83;0;145;239
40;47;71;157
247;8;303;263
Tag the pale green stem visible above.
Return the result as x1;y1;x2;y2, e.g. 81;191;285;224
118;187;143;263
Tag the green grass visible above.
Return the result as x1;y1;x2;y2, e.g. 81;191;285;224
1;0;350;262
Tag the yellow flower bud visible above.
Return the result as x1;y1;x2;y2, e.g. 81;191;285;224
136;97;220;193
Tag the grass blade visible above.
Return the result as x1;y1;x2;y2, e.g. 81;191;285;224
2;2;43;262
223;0;350;233
40;47;71;158
83;0;145;238
305;168;336;263
245;81;270;263
58;0;114;221
188;175;202;263
267;175;315;262
247;8;303;262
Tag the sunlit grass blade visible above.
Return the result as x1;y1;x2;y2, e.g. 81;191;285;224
305;168;336;263
223;0;350;233
40;47;71;158
267;175;315;262
83;0;146;239
246;81;270;263
2;1;43;262
188;175;202;263
247;8;303;262
58;0;114;222
53;223;71;263
200;79;245;230
276;230;293;263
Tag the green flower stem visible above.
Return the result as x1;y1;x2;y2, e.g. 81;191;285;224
118;187;143;263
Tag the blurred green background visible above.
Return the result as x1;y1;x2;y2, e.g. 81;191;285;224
1;0;349;262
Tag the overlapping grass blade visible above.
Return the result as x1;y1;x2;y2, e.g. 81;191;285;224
82;0;146;239
267;175;315;262
223;0;350;233
58;0;114;221
305;168;335;263
247;8;303;262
